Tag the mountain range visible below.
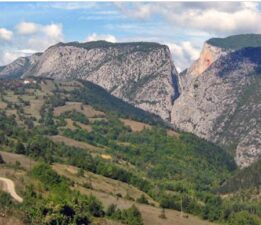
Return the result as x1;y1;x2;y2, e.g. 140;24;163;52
0;34;260;168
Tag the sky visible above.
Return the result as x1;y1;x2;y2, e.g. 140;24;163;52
0;2;261;71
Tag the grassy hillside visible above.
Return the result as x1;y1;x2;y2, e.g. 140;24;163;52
0;78;260;225
207;34;261;49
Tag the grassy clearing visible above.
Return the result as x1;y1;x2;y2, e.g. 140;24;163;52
53;102;105;118
3;91;18;103
53;164;157;206
24;99;43;120
40;79;56;93
64;119;92;132
166;129;180;138
120;119;151;132
89;117;108;123
0;151;36;171
120;118;179;139
0;101;7;110
92;218;123;225
0;217;23;225
77;186;217;225
49;135;105;153
101;154;112;160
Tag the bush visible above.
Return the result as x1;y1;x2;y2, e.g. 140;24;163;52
15;142;26;154
31;163;62;187
228;211;260;225
0;154;4;164
136;194;149;205
0;191;13;208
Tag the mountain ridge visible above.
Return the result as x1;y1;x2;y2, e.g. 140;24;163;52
1;34;260;167
0;40;178;121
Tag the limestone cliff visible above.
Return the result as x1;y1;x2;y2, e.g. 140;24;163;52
0;41;178;120
171;46;261;168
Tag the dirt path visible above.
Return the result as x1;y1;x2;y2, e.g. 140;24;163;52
0;177;23;203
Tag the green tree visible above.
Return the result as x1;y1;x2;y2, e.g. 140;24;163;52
136;194;149;205
228;211;260;225
15;142;26;154
0;154;4;164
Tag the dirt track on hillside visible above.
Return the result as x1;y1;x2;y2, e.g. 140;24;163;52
0;177;23;203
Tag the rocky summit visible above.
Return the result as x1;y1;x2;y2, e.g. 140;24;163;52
0;41;178;121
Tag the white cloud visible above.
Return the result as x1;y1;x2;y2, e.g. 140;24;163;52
16;22;63;41
42;2;97;10
166;42;201;72
0;28;13;41
43;24;63;40
0;50;25;65
115;2;152;20
0;22;64;66
16;22;39;35
15;49;37;54
117;2;261;35
86;33;117;43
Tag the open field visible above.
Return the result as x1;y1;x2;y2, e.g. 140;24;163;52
78;186;217;225
120;119;151;132
166;129;180;138
3;91;19;103
53;163;156;206
0;101;7;110
23;99;43;120
54;102;105;118
49;135;105;153
53;164;217;225
64;118;92;132
0;151;36;171
0;217;23;225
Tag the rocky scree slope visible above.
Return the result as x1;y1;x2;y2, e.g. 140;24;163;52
172;34;261;168
0;41;178;120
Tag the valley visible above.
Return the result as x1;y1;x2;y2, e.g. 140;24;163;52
0;77;260;225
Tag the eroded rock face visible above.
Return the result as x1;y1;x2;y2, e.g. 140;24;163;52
186;42;229;77
0;41;178;120
171;47;261;168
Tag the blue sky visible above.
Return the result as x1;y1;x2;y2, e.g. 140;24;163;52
1;2;261;71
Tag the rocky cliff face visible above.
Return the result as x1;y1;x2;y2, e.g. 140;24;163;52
0;41;178;120
186;42;229;77
0;53;41;79
171;45;261;168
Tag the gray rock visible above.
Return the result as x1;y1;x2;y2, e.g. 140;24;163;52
171;44;261;168
0;41;178;120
